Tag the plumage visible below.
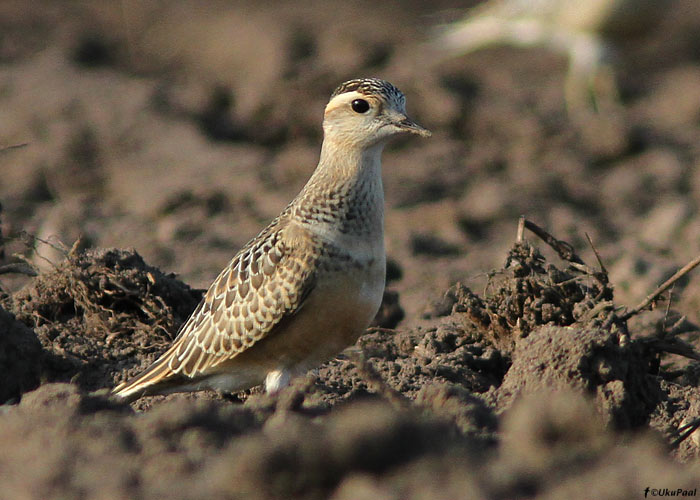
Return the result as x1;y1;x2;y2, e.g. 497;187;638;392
434;0;668;111
112;78;430;402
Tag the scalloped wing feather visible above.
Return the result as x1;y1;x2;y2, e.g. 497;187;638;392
112;220;319;396
170;224;318;376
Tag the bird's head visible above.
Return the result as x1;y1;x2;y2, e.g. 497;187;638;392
322;78;431;149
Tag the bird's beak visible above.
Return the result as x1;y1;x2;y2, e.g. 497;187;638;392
394;115;432;137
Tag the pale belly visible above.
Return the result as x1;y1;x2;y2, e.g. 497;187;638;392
211;252;386;387
298;256;386;366
201;212;387;393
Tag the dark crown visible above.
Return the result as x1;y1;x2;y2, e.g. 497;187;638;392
331;78;405;102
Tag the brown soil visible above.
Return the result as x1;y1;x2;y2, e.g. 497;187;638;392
2;0;700;498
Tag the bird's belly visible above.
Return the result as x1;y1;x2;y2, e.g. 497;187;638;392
319;260;385;335
225;255;385;375
291;258;385;367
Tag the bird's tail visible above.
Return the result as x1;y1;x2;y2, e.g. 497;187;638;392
111;353;182;403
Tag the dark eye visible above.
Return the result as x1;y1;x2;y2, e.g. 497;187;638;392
351;99;370;113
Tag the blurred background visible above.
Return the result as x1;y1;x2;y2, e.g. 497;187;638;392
2;0;700;325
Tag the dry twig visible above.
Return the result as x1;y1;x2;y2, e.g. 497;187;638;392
585;232;608;275
515;218;609;291
346;347;409;409
671;417;700;448
519;218;586;266
622;254;700;321
0;143;28;154
0;263;38;277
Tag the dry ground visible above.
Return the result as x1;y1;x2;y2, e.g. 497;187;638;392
2;1;700;498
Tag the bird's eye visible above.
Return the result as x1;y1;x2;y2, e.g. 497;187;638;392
351;99;370;113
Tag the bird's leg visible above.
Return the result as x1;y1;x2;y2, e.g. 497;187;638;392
264;368;291;394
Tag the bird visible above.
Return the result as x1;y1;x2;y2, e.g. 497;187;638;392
112;78;430;402
433;0;670;111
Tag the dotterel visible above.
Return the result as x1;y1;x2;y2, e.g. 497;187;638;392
112;78;430;401
434;0;668;110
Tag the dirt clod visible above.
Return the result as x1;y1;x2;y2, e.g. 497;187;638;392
7;247;201;391
3;1;700;497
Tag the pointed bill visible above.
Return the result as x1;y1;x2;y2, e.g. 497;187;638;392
396;115;431;137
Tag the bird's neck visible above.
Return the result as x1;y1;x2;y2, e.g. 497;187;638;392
290;139;386;229
316;139;384;184
301;139;385;197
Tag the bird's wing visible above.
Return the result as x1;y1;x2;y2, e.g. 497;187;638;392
171;223;319;375
113;219;319;394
